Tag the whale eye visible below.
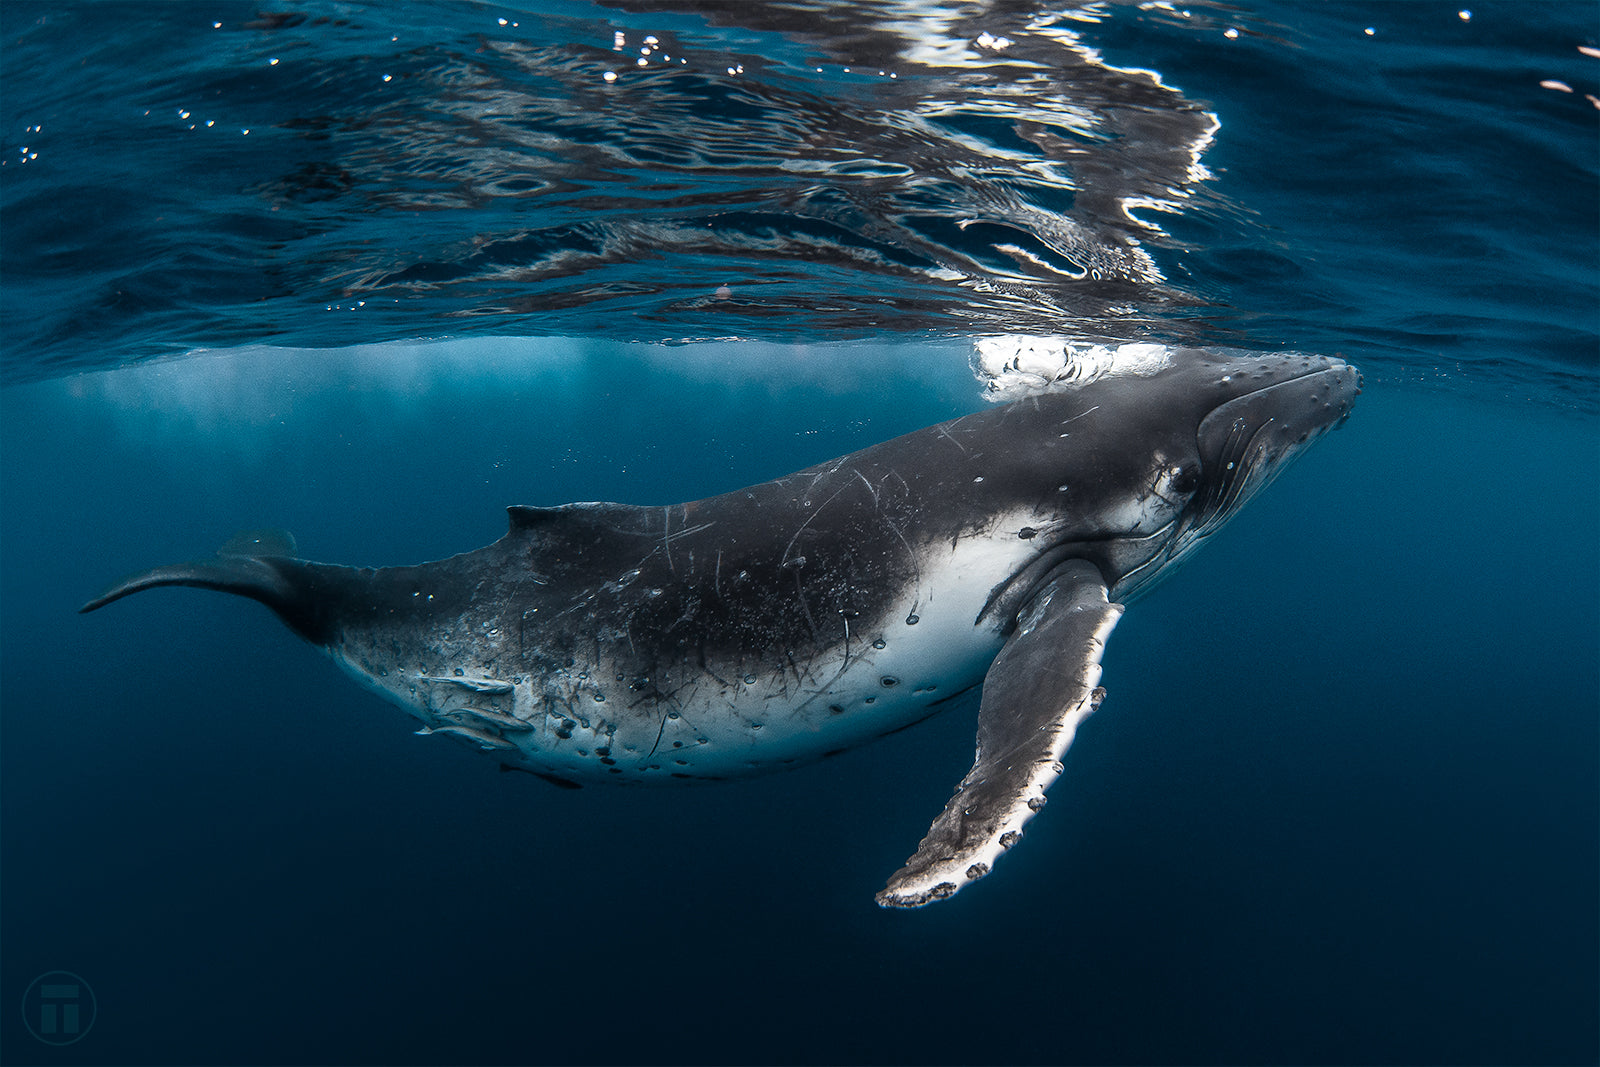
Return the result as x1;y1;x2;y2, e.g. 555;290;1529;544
1169;465;1200;495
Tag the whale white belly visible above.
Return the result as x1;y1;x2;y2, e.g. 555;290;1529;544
329;527;1039;783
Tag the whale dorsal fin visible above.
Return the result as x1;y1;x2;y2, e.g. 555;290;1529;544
877;558;1123;908
507;505;564;530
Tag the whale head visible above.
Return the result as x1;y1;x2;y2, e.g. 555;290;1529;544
975;349;1360;615
1084;350;1357;602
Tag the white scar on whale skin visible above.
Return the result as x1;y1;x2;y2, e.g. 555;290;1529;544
79;350;1359;906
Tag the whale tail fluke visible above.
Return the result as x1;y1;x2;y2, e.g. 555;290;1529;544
78;554;297;615
78;529;338;645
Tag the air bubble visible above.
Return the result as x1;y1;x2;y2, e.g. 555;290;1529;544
871;638;886;649
905;613;920;625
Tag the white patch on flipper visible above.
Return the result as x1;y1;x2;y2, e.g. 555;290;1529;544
876;574;1123;908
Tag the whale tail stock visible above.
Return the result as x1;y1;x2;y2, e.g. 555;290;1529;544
78;529;336;645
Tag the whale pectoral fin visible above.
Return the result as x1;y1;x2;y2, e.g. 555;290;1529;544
877;559;1123;908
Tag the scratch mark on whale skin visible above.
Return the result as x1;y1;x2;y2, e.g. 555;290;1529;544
662;507;674;574
781;482;850;567
936;425;969;456
853;468;881;507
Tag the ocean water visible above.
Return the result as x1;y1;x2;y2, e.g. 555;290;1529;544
1;3;1595;1066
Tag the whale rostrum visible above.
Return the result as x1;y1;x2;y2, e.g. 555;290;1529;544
81;349;1359;907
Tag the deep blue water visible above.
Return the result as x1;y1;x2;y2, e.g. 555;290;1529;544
2;3;1597;1066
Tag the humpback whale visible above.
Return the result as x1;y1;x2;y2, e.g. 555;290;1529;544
81;349;1358;907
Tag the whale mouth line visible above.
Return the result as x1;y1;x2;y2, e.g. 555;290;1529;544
1223;360;1352;405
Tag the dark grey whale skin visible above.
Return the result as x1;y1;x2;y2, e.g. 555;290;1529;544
81;350;1358;796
